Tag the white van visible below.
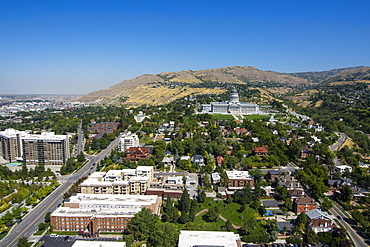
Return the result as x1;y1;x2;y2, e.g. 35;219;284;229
50;234;59;238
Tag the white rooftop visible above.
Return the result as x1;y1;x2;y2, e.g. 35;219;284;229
212;172;221;181
105;170;123;177
68;193;159;206
136;166;154;171
72;240;126;247
226;170;253;180
178;231;240;247
51;206;140;218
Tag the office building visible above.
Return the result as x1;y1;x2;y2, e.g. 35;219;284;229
50;193;161;235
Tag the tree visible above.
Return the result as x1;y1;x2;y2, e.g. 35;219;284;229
17;237;29;247
178;189;191;213
205;206;219;222
340;184;352;202
149;221;179;247
77;152;86;162
126;208;159;241
197;190;206;203
294;212;308;232
321;197;333;211
274;186;288;201
188;200;197;222
304;225;319;244
222;220;233;231
283;198;293;212
164;194;179;223
178;212;190;224
241;219;256;235
45;212;52;223
233;184;253;204
249;168;265;184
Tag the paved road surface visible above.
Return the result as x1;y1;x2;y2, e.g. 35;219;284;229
0;136;121;247
330;203;369;247
330;132;346;152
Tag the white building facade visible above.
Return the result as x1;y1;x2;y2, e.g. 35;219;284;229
118;132;139;152
201;88;259;115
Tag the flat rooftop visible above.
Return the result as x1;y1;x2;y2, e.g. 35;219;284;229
72;241;126;247
226;170;253;180
51;206;140;218
178;231;240;247
68;193;159;206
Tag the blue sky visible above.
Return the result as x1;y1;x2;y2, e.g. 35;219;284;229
1;0;370;94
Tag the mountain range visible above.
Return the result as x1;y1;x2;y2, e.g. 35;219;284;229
77;66;370;106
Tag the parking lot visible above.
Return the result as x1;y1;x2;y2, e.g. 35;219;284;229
261;199;282;208
39;236;121;247
39;236;76;247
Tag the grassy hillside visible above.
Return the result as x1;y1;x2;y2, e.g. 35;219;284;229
77;66;370;106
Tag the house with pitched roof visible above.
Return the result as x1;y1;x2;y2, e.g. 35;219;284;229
124;147;151;161
294;196;317;213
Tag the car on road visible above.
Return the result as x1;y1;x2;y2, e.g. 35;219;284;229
337;215;342;220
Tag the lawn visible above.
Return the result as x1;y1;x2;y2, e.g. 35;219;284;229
243;114;269;120
182;117;190;124
196;198;259;227
211;114;235;120
192;215;227;231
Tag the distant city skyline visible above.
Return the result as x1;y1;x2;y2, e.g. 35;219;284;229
1;0;370;94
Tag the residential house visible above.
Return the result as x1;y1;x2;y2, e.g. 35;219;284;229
328;178;353;188
301;147;312;158
211;172;221;185
305;209;332;221
294;197;317;213
216;156;223;167
309;219;335;233
267;170;282;181
252;146;269;156
192;155;205;166
288;189;306;199
124;147;151;161
334;165;353;174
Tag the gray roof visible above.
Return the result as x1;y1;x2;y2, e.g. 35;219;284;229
305;209;331;220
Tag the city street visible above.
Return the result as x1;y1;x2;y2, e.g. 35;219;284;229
0;133;121;247
330;203;370;247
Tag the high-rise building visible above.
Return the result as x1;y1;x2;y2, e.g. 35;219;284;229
22;131;71;166
0;128;26;162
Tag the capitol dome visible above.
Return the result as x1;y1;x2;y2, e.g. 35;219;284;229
229;87;239;103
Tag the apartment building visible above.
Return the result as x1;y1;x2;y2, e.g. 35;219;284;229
0;128;71;166
146;175;184;199
22;131;71;165
79;166;153;195
50;193;161;235
118;132;139;152
0;128;26;162
226;170;255;189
